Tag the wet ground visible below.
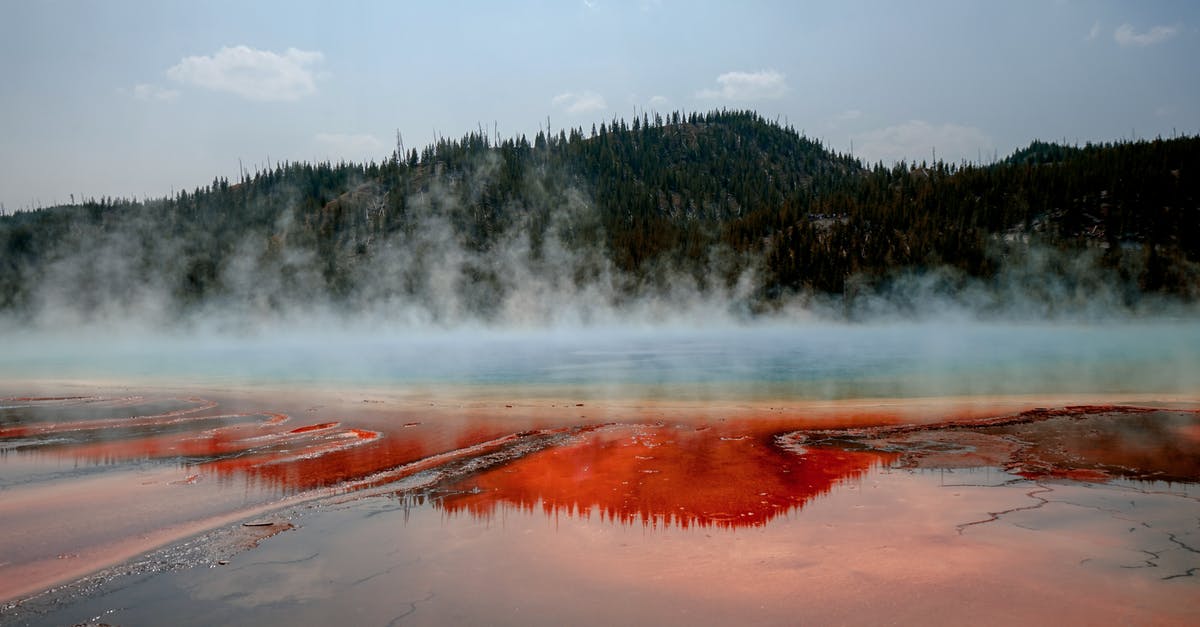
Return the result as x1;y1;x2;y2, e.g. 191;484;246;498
1;387;1198;625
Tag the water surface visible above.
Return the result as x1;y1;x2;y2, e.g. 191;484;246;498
1;322;1198;623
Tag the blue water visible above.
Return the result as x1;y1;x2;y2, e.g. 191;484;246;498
3;321;1198;399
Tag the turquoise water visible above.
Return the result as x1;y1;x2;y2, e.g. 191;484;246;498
3;321;1198;399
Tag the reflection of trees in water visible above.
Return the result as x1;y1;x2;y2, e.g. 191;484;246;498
5;396;1199;519
439;425;896;529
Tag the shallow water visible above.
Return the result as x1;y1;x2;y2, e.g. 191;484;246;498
5;321;1200;396
1;323;1199;623
16;467;1200;626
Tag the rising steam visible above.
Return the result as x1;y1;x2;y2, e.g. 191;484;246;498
1;144;1197;400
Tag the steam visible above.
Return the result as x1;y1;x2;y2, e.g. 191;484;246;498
5;145;1196;333
9;160;765;333
1;149;1197;400
834;244;1199;323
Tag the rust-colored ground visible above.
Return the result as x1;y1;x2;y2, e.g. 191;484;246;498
1;387;1198;606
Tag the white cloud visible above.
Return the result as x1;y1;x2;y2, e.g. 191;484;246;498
315;133;386;161
851;120;993;165
697;70;788;101
1087;20;1102;41
552;91;607;115
167;45;324;101
648;95;669;108
1114;23;1180;47
130;83;179;102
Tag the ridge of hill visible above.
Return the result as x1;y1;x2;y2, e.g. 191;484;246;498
1;110;1197;324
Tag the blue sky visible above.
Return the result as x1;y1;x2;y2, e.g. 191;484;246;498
1;0;1198;211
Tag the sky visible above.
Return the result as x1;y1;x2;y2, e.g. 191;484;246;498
1;0;1198;212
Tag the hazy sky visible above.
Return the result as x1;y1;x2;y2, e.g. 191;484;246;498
2;0;1198;212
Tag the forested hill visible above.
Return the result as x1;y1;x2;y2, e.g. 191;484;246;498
1;110;1197;324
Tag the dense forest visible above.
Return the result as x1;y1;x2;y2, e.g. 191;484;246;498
1;110;1197;325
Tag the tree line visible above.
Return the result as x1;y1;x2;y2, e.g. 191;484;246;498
1;110;1196;321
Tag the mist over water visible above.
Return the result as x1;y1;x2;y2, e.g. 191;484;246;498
3;145;1197;402
5;216;1197;399
4;319;1197;399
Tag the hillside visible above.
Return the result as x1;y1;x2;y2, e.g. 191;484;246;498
1;110;1197;325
